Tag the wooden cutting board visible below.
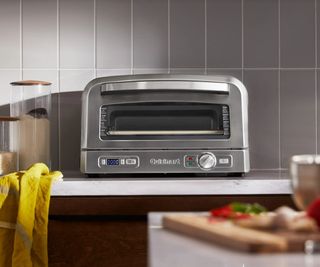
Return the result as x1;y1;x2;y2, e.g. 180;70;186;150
163;214;320;253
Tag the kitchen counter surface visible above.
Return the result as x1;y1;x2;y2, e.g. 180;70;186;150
148;212;320;267
51;170;291;196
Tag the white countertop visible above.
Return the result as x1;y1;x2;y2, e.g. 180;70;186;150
51;170;292;196
148;212;320;267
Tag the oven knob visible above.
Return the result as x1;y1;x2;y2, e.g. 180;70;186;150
198;153;216;170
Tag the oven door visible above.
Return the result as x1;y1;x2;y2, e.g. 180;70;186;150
100;102;230;140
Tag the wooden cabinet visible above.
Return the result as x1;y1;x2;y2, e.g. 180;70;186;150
48;195;295;267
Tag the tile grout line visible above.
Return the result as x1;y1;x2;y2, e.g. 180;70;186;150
131;0;134;75
93;0;97;78
168;0;171;74
3;67;320;71
204;0;207;75
315;0;318;154
241;0;244;81
19;0;23;80
57;0;61;170
278;0;281;170
16;0;23;170
56;0;60;92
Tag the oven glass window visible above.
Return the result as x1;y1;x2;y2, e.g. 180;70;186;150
100;103;230;140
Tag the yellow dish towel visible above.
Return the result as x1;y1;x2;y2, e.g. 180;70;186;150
0;163;63;267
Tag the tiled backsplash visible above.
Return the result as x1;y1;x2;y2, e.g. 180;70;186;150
0;0;319;171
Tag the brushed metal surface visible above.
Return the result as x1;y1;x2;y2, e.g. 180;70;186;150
80;149;249;174
101;80;229;94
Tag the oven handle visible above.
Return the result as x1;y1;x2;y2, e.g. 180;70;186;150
100;81;229;95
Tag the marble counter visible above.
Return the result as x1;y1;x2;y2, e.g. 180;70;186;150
51;170;291;196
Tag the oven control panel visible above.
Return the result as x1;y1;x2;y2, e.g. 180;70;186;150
95;152;234;172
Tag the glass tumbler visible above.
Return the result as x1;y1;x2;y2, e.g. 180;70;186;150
0;116;19;175
290;155;320;210
10;80;51;170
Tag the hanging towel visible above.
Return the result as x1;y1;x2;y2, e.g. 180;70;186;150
0;163;63;267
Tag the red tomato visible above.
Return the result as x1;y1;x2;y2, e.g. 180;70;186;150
307;197;320;227
210;205;233;218
210;205;251;220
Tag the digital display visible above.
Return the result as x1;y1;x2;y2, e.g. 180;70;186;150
107;159;119;166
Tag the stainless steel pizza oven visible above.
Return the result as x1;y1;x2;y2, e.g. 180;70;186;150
80;74;249;176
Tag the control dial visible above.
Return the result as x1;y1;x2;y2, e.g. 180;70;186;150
198;153;216;170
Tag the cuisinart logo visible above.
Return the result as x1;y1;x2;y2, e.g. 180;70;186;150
150;158;181;165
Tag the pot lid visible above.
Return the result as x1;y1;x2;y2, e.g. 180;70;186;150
10;80;51;86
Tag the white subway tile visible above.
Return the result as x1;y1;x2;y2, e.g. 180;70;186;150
0;70;20;106
0;0;20;68
23;0;57;68
60;0;94;68
96;0;131;69
60;69;94;92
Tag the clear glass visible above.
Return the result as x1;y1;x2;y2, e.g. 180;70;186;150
0;119;18;175
10;82;51;169
290;155;320;210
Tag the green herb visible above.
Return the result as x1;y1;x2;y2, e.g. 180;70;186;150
230;202;267;214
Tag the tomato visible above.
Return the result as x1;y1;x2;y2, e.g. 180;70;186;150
209;202;266;222
210;205;233;218
210;205;252;220
307;197;320;227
